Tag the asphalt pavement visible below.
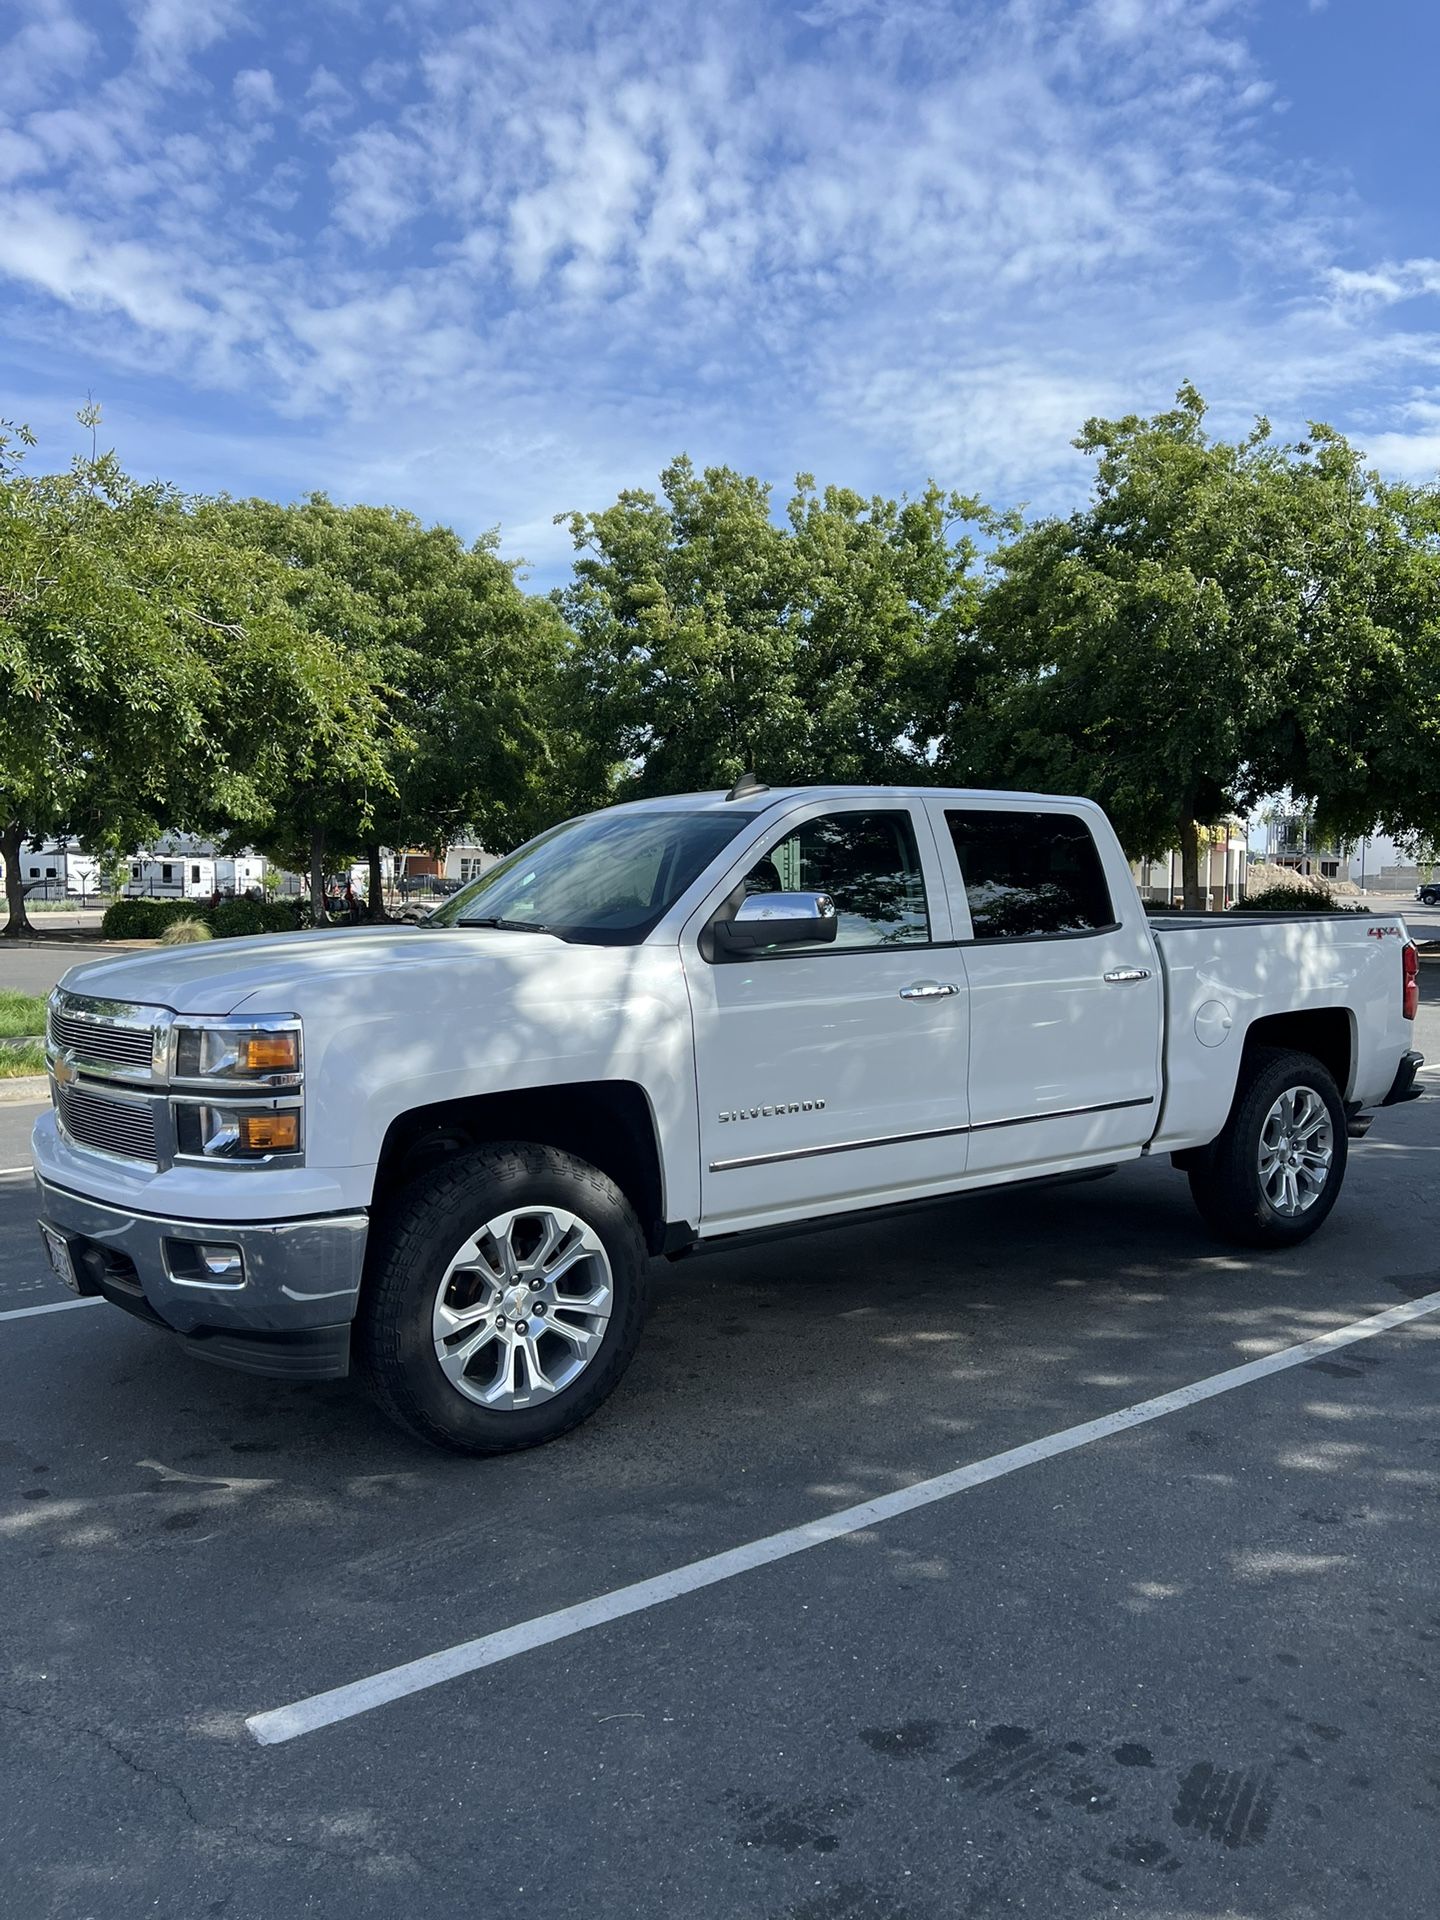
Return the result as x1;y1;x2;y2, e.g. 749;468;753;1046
0;968;1437;1918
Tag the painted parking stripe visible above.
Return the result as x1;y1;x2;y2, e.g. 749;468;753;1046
0;1296;105;1323
247;1287;1440;1747
0;1166;35;1176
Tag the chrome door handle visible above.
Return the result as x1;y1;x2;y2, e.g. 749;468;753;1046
899;980;960;999
1103;967;1152;983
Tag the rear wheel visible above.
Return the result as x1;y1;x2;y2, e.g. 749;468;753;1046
1187;1047;1347;1248
357;1142;651;1454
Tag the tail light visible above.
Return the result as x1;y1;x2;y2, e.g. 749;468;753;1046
1403;941;1419;1021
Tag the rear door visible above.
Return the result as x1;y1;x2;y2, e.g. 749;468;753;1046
924;801;1162;1175
683;800;971;1232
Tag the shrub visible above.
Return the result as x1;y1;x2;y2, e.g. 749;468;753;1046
101;897;208;939
209;895;304;938
102;893;307;942
1239;882;1346;913
159;917;214;945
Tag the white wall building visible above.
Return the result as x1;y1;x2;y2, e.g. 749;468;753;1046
125;836;267;899
9;839;104;898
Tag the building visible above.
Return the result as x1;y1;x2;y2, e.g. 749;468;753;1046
1131;821;1248;912
1264;811;1346;881
443;841;497;886
125;835;266;899
7;838;104;899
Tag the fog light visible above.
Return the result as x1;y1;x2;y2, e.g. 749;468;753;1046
198;1244;244;1280
238;1111;299;1153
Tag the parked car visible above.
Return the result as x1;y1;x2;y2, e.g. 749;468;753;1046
1416;882;1440;906
33;783;1423;1454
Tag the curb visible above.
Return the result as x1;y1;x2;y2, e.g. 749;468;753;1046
0;1076;47;1104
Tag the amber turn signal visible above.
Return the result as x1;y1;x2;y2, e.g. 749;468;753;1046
238;1111;300;1153
241;1032;301;1073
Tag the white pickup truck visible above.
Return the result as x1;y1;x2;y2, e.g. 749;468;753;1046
33;783;1422;1453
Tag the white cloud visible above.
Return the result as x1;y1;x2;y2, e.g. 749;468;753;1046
233;66;280;116
1;0;1439;585
0;0;96;112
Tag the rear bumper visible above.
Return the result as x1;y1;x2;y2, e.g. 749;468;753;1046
1382;1050;1424;1108
34;1176;367;1381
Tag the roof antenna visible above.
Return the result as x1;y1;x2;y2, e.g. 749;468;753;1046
726;770;769;801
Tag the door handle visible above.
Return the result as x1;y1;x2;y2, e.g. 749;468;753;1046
1103;967;1152;983
899;980;960;999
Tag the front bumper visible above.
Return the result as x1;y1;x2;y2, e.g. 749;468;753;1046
34;1176;368;1380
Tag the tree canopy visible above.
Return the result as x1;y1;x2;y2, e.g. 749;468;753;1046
5;392;1440;935
943;385;1440;905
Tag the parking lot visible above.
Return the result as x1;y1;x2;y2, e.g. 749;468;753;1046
2;950;1438;1918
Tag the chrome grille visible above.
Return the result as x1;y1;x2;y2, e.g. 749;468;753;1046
49;1009;155;1069
55;1082;160;1163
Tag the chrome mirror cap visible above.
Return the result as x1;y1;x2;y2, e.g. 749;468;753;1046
713;891;839;956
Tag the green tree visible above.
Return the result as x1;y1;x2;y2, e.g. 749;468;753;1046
558;456;996;796
948;386;1440;908
0;419;386;936
205;496;569;916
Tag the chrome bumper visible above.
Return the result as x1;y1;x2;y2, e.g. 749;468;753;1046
34;1177;367;1380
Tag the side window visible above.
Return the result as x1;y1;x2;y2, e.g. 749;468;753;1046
747;810;930;949
946;810;1113;939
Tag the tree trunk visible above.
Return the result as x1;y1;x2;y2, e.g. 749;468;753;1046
1;821;34;939
1179;817;1205;913
309;822;328;926
365;841;386;921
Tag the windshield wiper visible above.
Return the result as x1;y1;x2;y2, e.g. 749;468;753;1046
462;915;553;934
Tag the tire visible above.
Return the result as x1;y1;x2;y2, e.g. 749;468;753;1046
356;1142;652;1454
1187;1047;1348;1248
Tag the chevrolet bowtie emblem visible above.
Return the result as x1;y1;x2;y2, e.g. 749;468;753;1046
53;1053;77;1086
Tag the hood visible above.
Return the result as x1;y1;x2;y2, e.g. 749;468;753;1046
58;924;566;1016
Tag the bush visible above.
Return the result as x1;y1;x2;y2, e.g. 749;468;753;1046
102;893;307;942
1238;882;1346;913
101;897;209;939
209;896;304;937
159;917;214;945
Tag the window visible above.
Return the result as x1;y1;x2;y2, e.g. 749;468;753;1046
131;863;141;880
430;808;762;946
190;864;201;884
946;810;1113;939
746;810;929;950
161;863;174;883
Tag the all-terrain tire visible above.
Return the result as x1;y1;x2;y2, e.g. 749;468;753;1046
1187;1046;1348;1248
356;1141;652;1454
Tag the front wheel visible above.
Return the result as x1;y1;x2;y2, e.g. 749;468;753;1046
356;1143;652;1454
1187;1047;1348;1248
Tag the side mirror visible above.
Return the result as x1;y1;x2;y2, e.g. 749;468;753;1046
711;891;838;958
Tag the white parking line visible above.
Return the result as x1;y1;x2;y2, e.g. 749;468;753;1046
247;1286;1440;1747
0;1296;105;1323
0;1166;35;1176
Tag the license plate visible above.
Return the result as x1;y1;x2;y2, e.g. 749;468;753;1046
40;1224;79;1293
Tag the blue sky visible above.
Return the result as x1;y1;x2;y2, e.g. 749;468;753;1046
1;0;1438;587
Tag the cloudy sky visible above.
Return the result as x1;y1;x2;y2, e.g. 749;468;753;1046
1;0;1437;583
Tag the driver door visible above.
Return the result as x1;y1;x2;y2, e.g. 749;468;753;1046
681;801;971;1234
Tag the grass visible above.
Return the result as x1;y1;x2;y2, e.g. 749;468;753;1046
0;991;48;1040
0;1041;47;1078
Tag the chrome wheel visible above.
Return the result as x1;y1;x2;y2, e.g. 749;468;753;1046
1258;1086;1333;1217
431;1206;613;1410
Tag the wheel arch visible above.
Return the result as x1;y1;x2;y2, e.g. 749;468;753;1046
371;1080;670;1254
1240;1007;1354;1100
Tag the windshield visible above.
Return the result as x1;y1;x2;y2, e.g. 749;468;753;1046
424;808;760;945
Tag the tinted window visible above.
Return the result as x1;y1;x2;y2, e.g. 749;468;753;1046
946;810;1112;938
425;808;759;946
747;810;930;949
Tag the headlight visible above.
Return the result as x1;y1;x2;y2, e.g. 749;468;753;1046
172;1018;302;1088
175;1101;303;1161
